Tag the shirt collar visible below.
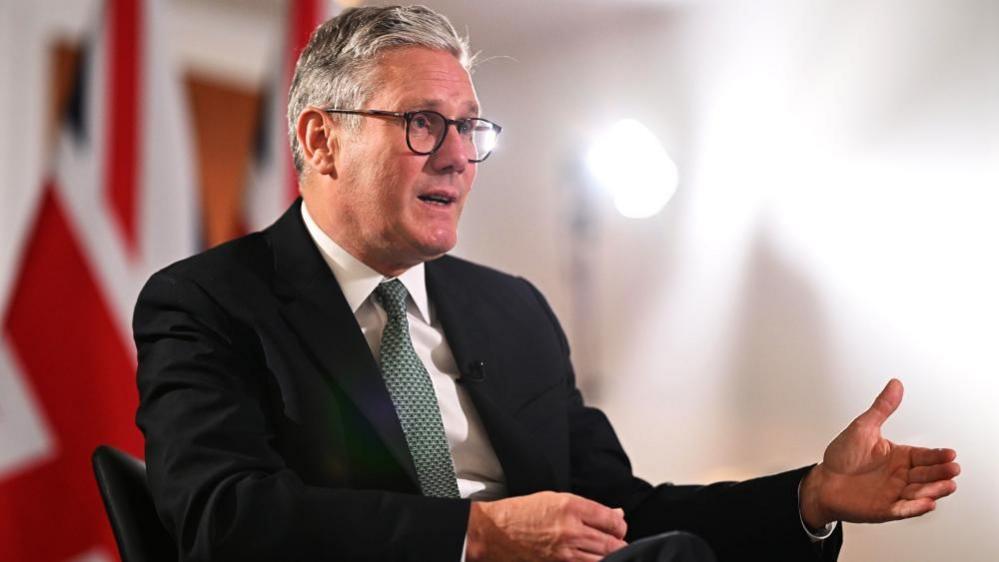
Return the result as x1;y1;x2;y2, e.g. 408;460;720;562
301;201;431;323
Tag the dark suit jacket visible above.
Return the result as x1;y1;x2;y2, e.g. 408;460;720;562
133;199;842;562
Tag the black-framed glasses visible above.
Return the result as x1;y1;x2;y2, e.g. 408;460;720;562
324;108;502;163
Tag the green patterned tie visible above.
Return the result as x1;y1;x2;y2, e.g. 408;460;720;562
374;279;460;498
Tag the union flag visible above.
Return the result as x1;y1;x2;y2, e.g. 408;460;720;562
0;0;196;560
0;1;333;560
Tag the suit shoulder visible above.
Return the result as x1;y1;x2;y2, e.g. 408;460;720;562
432;254;570;354
432;254;523;287
430;254;554;314
134;231;278;335
149;231;272;287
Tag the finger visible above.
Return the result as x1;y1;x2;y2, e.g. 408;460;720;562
575;500;627;539
890;497;936;519
902;479;958;501
854;378;903;428
911;447;957;466
570;552;604;562
572;527;629;557
909;462;961;483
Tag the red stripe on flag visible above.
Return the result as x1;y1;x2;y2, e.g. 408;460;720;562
106;0;142;256
0;186;143;562
285;0;322;202
289;0;320;69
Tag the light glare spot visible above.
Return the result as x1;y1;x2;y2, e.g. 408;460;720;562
586;119;679;218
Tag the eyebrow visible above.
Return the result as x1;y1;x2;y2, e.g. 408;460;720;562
402;99;480;116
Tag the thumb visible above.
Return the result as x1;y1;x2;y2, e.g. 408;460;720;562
854;378;903;428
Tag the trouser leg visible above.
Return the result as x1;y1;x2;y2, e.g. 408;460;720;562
601;531;717;562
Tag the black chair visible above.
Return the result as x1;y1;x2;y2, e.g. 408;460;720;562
92;445;177;562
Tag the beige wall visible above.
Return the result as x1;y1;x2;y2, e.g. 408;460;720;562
450;1;998;560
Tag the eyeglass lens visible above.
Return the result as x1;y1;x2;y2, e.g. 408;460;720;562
407;112;499;161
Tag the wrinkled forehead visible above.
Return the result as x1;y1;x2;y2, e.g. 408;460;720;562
368;47;480;114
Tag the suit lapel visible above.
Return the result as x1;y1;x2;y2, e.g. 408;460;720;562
265;202;558;496
267;200;418;487
427;259;559;495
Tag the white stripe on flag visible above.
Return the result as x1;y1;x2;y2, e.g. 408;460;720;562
0;340;55;480
245;0;341;232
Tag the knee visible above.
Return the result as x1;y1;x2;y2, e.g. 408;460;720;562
609;530;716;562
666;530;710;547
655;531;716;562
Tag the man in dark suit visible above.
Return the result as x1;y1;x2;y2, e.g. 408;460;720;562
134;6;960;562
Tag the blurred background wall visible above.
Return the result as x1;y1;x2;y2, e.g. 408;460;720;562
1;0;996;560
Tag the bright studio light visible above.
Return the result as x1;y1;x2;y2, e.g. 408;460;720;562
586;119;679;219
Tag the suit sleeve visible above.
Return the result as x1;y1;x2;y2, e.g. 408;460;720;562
522;279;843;562
133;270;469;562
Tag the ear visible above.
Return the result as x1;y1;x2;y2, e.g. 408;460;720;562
296;107;338;176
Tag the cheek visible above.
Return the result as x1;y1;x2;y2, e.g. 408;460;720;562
457;168;477;209
367;162;411;218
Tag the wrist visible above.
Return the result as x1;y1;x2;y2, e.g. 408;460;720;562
800;464;833;529
466;502;488;562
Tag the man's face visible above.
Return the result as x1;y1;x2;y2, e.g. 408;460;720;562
329;47;480;272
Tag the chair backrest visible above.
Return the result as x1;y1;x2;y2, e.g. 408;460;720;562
92;445;178;562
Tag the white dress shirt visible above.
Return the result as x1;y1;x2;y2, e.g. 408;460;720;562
301;202;507;501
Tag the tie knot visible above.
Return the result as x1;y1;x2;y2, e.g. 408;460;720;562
374;279;409;319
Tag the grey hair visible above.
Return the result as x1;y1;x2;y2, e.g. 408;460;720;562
287;5;474;175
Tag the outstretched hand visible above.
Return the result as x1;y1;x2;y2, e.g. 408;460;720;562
799;378;960;528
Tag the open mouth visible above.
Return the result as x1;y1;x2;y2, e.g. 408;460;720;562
417;193;456;206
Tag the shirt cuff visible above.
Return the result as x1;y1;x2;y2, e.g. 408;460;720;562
460;533;468;562
797;476;837;542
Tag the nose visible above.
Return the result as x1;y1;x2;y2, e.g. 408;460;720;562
429;124;470;174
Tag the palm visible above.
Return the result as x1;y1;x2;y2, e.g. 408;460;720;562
815;379;959;524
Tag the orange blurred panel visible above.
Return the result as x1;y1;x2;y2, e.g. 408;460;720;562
185;74;261;247
48;42;81;156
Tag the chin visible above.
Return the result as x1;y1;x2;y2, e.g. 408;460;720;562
416;231;457;259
